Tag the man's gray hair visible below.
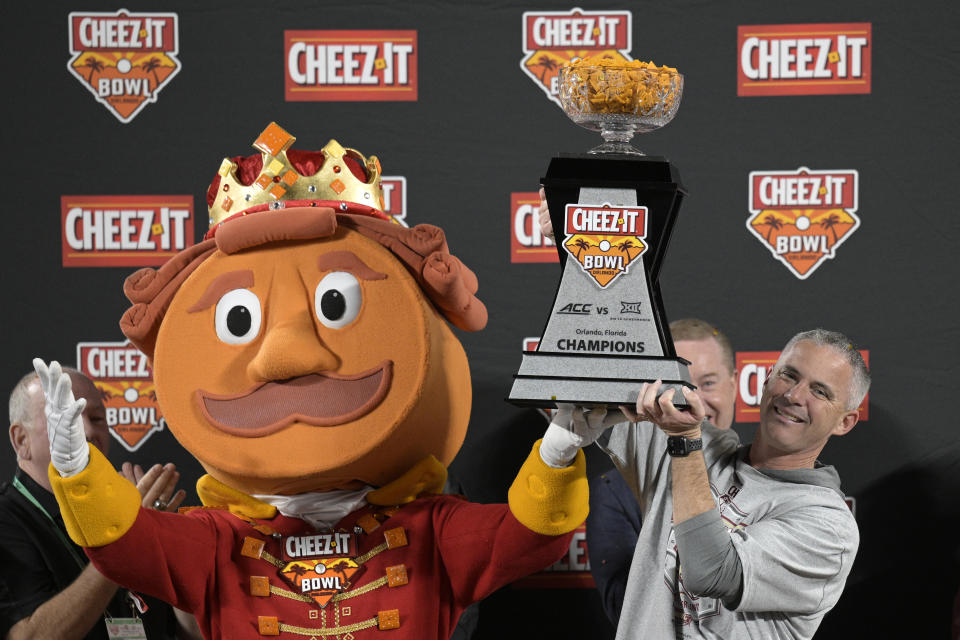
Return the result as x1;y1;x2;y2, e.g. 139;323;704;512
783;329;871;410
9;366;84;430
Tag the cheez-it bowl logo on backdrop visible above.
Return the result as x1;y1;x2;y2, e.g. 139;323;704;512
737;23;871;96
746;168;859;280
61;195;194;267
77;340;166;452
511;192;557;263
520;8;632;106
735;350;869;423
285;30;417;102
564;203;646;288
67;10;181;123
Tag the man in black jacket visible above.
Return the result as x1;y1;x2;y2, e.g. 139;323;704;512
1;366;198;640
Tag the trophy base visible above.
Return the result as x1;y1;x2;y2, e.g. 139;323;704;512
507;351;694;410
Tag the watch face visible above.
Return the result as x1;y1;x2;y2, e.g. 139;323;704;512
667;436;687;456
667;436;702;456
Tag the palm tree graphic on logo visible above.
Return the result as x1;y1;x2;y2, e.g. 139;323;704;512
760;214;783;241
83;56;104;82
534;55;558;82
287;563;308;587
141;57;162;89
571;237;592;259
615;239;636;259
818;213;842;243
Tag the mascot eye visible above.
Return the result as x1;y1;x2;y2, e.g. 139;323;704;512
214;289;262;344
314;272;362;329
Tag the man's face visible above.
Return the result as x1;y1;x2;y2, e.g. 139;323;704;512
18;373;110;490
675;338;737;429
755;340;859;460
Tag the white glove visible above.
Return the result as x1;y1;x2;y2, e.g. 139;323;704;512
539;403;626;468
33;358;90;477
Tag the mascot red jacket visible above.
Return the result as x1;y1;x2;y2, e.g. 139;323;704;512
41;123;588;639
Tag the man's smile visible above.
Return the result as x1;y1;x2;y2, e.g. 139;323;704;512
772;404;806;424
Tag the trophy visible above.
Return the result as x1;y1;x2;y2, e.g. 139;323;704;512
509;61;693;409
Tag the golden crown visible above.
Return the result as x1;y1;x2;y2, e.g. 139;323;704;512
208;122;384;228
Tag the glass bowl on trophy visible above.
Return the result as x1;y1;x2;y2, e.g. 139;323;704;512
558;60;684;155
508;57;693;410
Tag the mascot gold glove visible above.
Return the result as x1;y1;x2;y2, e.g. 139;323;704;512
539;403;626;468
33;358;89;477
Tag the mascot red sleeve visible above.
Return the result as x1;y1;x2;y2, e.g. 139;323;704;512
45;123;588;639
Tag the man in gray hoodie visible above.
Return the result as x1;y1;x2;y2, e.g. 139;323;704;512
546;328;867;639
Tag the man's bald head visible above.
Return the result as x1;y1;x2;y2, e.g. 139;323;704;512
8;367;110;491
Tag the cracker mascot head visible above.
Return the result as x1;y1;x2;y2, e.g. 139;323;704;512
119;123;486;496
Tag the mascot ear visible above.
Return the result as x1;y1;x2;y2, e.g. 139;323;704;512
421;252;487;331
120;239;218;358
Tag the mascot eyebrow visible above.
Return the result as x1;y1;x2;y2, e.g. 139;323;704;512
188;270;254;312
316;251;387;280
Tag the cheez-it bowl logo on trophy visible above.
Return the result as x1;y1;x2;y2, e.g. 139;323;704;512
563;203;647;288
509;55;693;408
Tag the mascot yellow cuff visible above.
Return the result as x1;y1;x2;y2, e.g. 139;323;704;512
508;439;588;536
49;445;142;547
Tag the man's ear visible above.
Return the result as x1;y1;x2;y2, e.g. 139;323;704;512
9;423;29;460
833;410;860;437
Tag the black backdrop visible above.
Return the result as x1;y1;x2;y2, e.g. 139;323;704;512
2;1;958;637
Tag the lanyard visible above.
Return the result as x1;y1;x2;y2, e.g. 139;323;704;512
12;475;88;570
11;475;150;623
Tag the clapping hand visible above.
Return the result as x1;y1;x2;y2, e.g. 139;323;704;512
120;462;187;512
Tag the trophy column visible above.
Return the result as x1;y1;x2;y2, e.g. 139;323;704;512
508;153;693;408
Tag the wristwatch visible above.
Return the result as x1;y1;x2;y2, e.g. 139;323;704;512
666;435;703;457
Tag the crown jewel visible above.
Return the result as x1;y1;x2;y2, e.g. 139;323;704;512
208;122;384;228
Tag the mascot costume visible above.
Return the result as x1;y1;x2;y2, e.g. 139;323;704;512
36;123;590;639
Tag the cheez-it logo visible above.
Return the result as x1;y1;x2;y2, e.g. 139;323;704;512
285;30;417;102
746;168;859;279
61;195;194;267
511;192;557;263
520;8;632;106
380;176;408;226
67;10;181;122
737;23;871;96
563;203;646;288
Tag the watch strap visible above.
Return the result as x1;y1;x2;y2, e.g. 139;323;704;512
667;435;703;457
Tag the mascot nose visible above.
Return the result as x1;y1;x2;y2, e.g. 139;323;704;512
247;312;339;381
